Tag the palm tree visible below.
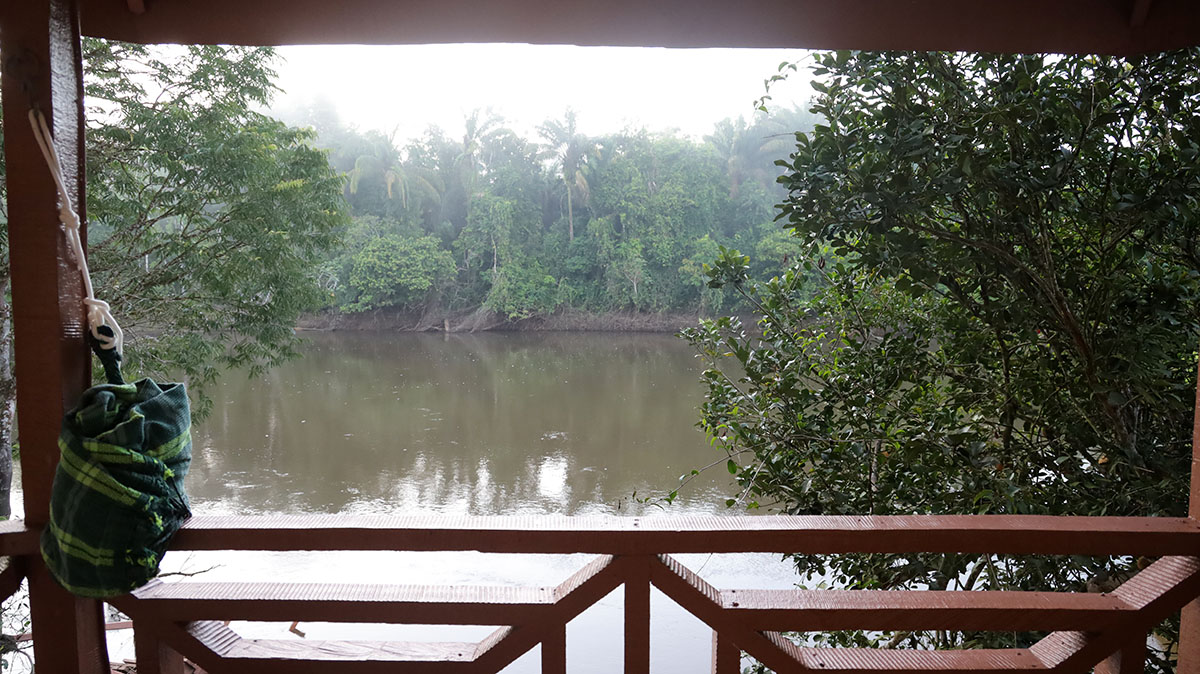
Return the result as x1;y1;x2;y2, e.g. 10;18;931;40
347;131;443;216
538;110;595;243
456;109;504;201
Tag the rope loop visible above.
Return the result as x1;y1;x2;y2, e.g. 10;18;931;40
27;108;124;356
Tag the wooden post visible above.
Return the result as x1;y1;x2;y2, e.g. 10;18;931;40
134;625;186;674
624;555;651;674
542;625;566;674
1180;360;1200;674
0;0;108;672
711;631;739;674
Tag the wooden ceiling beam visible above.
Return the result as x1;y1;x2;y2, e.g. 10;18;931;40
72;0;1200;55
1131;0;1155;27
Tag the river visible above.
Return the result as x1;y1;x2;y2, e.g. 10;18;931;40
20;332;804;672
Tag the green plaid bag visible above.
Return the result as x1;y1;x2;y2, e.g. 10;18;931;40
40;339;191;598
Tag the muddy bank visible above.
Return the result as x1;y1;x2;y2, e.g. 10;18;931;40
296;307;723;333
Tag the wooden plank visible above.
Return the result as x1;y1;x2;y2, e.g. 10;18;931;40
122;579;558;624
711;631;739;674
624;556;650;674
73;0;1200;56
171;514;1200;556
762;632;1048;674
541;625;565;674
180;620;479;674
223;638;479;663
0;1;107;670
718;588;1133;631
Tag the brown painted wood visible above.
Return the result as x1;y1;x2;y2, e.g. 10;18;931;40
0;0;91;533
171;514;1200;556
541;625;566;674
121;578;560;624
649;554;818;673
1183;361;1200;674
762;632;1046;674
0;521;39;556
134;626;186;674
0;557;26;603
167;620;479;673
1095;636;1147;674
0;1;107;671
1130;0;1155;26
718;588;1133;631
1030;557;1200;672
624;556;651;674
711;632;740;674
72;0;1200;55
470;556;630;673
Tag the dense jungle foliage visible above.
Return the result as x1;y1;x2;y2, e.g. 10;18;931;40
688;50;1200;671
292;102;821;320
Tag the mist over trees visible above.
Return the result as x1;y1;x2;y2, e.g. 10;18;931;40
283;100;821;323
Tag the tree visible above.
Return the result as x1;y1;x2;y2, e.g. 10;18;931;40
0;39;347;515
539;110;596;243
688;50;1200;669
345;234;455;311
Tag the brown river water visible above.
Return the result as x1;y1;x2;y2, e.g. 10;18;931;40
18;332;804;672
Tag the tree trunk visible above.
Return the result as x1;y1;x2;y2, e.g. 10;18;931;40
566;178;574;243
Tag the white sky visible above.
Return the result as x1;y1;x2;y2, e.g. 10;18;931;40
270;44;814;143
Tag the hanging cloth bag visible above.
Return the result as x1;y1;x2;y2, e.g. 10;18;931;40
41;334;192;598
26;109;192;598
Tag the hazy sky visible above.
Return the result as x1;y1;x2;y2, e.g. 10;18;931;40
270;44;814;143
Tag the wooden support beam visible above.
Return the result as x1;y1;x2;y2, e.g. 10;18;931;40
469;556;628;673
0;557;26;603
134;626;186;674
649;555;812;673
1032;556;1200;672
1181;360;1200;674
0;1;107;671
0;520;40;556
541;625;566;674
711;631;739;674
624;556;651;674
1130;0;1154;27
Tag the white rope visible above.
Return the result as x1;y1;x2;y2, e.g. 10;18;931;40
27;108;123;356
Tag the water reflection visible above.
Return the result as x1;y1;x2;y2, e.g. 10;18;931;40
191;331;734;517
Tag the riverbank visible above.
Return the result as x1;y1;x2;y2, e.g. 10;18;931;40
297;307;725;333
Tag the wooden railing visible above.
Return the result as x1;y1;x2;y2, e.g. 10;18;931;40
3;515;1200;673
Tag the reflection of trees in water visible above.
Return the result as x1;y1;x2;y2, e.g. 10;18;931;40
189;333;729;515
